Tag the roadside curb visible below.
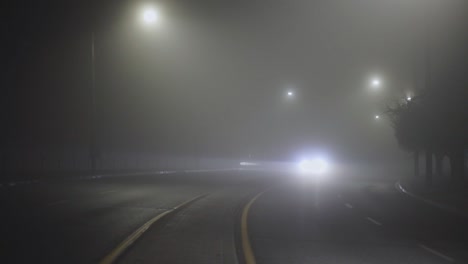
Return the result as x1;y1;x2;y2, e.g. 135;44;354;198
99;193;208;264
395;180;468;219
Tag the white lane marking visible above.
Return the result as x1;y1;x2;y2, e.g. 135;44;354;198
418;244;455;262
366;217;382;226
46;200;69;207
345;203;353;209
100;189;118;195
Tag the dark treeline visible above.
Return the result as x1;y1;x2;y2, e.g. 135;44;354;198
386;85;467;186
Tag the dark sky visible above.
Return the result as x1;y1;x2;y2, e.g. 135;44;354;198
3;0;468;161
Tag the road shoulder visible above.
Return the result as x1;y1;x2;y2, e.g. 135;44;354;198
396;180;468;219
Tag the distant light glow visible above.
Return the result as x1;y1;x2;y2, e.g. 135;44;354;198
287;91;294;97
375;115;380;119
142;7;160;24
371;78;381;88
240;162;257;166
298;158;329;175
407;96;412;101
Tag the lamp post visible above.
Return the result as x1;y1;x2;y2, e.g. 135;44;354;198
90;33;97;171
88;6;161;172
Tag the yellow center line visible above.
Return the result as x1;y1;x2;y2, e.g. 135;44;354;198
241;190;269;264
99;193;206;264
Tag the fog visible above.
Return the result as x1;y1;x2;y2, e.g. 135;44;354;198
3;0;468;170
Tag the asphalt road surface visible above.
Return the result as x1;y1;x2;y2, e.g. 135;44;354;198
1;170;467;263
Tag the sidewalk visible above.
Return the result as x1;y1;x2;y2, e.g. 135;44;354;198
397;178;468;218
0;169;177;187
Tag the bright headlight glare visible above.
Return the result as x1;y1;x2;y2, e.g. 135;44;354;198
298;158;328;174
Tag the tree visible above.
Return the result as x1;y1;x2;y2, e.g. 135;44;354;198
386;96;432;184
386;86;467;185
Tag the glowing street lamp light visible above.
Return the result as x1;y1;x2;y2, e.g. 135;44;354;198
142;7;160;25
371;78;381;88
287;91;294;97
406;96;412;101
375;115;380;120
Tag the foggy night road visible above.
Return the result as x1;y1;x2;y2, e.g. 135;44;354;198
1;171;468;264
4;0;468;263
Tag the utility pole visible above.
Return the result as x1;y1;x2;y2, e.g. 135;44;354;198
89;32;97;172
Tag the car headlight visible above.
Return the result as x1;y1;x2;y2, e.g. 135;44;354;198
298;158;328;175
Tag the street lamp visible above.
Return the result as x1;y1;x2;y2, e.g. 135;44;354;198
142;6;160;25
406;96;412;101
371;78;381;88
287;91;294;97
375;115;380;120
88;6;162;172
